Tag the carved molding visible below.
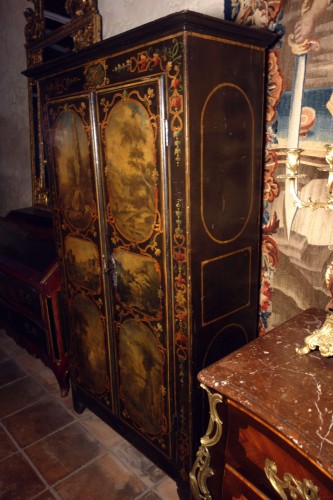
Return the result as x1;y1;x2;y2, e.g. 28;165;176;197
24;0;102;66
189;384;223;500
65;0;98;18
71;13;102;50
27;49;43;67
24;0;44;43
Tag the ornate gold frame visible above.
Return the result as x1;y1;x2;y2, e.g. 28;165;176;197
24;0;102;209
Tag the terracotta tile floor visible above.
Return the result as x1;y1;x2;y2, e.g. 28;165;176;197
0;329;179;500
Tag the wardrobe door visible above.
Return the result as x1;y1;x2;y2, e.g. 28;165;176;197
45;95;113;410
97;78;174;459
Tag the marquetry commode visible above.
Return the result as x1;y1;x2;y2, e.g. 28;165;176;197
190;308;333;499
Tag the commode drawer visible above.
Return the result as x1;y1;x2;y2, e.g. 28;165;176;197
0;298;48;355
222;463;269;500
225;400;332;499
0;270;42;320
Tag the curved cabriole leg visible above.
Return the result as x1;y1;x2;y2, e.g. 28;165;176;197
189;384;223;500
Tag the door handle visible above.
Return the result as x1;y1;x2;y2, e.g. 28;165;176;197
102;253;117;287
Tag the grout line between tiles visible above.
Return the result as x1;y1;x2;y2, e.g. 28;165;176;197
0;331;179;499
0;419;50;491
48;450;108;488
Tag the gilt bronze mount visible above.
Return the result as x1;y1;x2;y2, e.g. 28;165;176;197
189;384;223;500
264;458;319;499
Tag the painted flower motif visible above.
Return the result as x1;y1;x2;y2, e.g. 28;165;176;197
266;0;283;21
259;268;275;334
170;77;180;89
171;94;182;110
231;0;282;26
156;323;163;334
262;208;279;235
266;123;278;146
252;7;269;27
234;0;267;27
260;278;272;312
262;234;279;273
259;233;278;334
139;53;147;70
262;199;271;227
176;311;187;323
176;330;187;344
175;290;186;306
259;309;272;335
266;50;284;124
152;53;160;66
174;250;186;262
263;150;279;202
175;273;186;286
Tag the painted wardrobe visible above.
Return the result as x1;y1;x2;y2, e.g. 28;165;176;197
24;11;274;493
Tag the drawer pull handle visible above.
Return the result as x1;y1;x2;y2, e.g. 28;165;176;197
264;459;319;500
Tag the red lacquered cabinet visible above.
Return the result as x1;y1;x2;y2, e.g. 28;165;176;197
0;208;68;395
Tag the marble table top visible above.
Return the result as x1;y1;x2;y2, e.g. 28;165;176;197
198;308;333;478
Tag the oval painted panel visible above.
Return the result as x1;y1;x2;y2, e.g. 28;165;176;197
118;319;163;435
71;294;107;394
201;85;253;242
104;100;157;243
53;110;93;230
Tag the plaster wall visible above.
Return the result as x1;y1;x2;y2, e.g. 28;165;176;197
0;1;31;216
0;1;223;217
99;0;224;38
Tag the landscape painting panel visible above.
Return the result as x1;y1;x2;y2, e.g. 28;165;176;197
53;109;93;230
71;294;107;394
114;249;161;317
119;319;163;435
104;99;157;243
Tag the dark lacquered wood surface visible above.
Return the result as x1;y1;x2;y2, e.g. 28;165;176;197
198;308;333;478
30;12;275;491
0;208;68;396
